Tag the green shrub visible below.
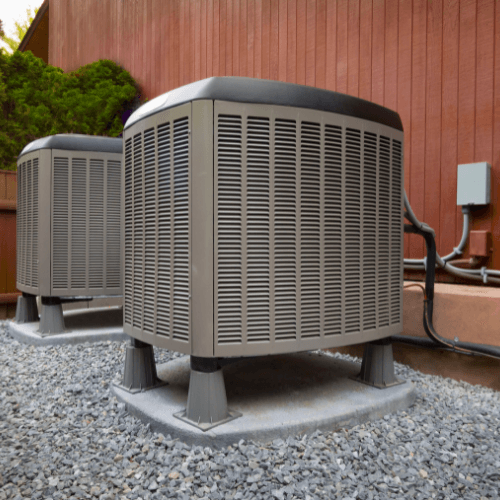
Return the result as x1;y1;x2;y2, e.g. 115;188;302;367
0;51;139;171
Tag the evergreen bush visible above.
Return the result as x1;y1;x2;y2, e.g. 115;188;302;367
0;51;139;171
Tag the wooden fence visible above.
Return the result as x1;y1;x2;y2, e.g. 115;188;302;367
0;171;18;319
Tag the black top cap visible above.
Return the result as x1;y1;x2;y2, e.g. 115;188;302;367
18;134;123;159
124;77;403;131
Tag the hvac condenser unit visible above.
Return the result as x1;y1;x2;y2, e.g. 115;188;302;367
121;77;404;430
15;134;122;332
123;77;404;356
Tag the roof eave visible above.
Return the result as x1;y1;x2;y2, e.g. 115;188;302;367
18;0;50;53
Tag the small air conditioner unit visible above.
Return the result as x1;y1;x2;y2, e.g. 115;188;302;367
120;77;404;429
15;134;123;333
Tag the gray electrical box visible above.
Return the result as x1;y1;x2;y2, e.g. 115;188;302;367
457;162;491;206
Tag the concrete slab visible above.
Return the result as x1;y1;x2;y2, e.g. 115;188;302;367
112;351;416;448
7;306;128;346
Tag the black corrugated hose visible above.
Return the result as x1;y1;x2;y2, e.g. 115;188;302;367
391;222;500;361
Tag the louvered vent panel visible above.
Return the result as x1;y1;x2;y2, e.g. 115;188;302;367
378;136;391;327
16;163;22;285
324;125;343;336
22;163;27;285
391;140;403;324
300;122;321;339
71;159;87;289
26;160;32;287
124;139;133;325
217;115;243;344
274;119;297;341
143;128;156;334
363;132;378;330
106;160;121;289
247;116;271;343
344;129;362;334
53;157;69;289
89;160;104;289
156;122;172;337
32;158;39;288
216;106;403;353
23;163;28;285
172;117;190;342
132;134;143;329
123;113;190;345
17;162;26;286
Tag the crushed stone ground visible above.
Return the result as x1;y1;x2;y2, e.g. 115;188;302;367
1;320;499;500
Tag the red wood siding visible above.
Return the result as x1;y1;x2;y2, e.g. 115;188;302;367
49;0;500;269
0;171;18;319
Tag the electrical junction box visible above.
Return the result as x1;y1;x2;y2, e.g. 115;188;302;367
457;162;491;206
469;231;492;257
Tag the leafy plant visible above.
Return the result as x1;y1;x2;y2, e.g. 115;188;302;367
0;51;139;171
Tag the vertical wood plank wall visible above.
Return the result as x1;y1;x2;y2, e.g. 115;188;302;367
0;171;18;319
49;0;500;269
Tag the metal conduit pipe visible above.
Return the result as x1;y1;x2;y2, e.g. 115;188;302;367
404;206;470;266
403;191;500;284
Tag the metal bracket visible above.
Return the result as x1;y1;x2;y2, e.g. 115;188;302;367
14;293;39;323
350;339;404;389
39;297;65;335
114;339;167;394
174;362;242;431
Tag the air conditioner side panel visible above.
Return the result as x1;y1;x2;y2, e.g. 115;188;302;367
15;149;48;297
122;103;192;355
50;149;122;297
213;101;404;357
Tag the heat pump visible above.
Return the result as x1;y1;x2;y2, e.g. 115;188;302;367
122;77;404;359
16;134;122;331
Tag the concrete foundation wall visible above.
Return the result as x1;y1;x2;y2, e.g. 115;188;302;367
403;282;500;346
331;281;500;391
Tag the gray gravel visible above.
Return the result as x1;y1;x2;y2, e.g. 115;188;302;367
1;320;499;500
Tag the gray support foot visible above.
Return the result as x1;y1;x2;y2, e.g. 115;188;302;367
15;293;39;323
39;297;65;335
115;338;167;393
352;338;404;389
174;357;241;431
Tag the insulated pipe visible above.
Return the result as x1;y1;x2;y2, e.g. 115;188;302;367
403;192;500;284
403;223;500;360
404;206;470;265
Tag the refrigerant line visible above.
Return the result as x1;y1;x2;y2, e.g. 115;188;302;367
403;192;500;285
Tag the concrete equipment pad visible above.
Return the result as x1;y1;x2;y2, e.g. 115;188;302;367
112;351;416;447
7;306;127;346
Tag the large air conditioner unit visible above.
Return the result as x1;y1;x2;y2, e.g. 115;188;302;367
120;77;404;429
15;134;123;333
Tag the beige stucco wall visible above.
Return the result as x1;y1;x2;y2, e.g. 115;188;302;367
403;282;500;346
